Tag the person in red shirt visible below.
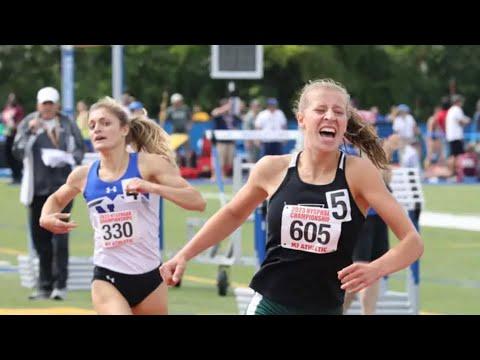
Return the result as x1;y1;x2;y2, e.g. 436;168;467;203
436;96;450;135
2;92;25;184
425;106;446;168
456;143;479;182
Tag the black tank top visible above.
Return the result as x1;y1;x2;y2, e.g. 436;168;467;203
249;151;366;311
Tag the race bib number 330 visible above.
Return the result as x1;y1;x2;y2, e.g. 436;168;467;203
95;210;137;248
281;205;342;254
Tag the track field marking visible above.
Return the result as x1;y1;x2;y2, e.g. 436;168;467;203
183;275;248;288
0;247;26;256
420;211;480;232
0;307;96;315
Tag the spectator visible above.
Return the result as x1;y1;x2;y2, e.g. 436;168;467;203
436;96;451;135
472;99;480;143
393;104;418;144
456;143;479;182
424;106;445;168
121;91;134;117
211;98;242;178
158;90;169;126
446;94;470;180
385;105;399;123
12;86;85;301
393;104;420;167
166;93;192;134
255;97;288;156
2;92;25;184
128;101;147;118
192;104;210;122
76;100;91;151
166;93;192;161
242;99;262;163
357;108;376;124
400;138;422;169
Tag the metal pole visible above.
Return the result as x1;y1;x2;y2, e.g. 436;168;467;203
61;45;75;119
112;45;124;102
158;198;164;260
254;202;267;267
409;210;421;315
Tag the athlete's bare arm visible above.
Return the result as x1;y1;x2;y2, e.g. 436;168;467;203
39;165;90;234
159;154;291;286
339;156;424;292
125;152;206;212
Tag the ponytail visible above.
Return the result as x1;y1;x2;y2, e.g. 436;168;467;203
345;107;389;170
128;115;177;167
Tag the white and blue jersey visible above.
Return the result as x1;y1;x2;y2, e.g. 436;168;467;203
83;152;161;274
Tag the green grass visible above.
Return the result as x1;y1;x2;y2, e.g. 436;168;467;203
422;185;480;215
0;180;479;314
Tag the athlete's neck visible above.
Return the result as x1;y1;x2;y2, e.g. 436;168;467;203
99;148;130;180
299;149;340;181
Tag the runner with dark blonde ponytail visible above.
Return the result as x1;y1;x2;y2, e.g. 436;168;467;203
161;78;423;315
39;96;205;315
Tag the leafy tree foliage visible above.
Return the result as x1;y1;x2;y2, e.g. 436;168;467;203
1;45;479;122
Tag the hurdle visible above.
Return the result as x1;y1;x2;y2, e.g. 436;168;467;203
183;129;299;296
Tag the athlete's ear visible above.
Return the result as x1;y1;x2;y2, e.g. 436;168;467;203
297;112;305;129
121;123;130;137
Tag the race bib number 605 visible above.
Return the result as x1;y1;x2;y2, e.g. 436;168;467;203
281;205;342;254
95;210;137;248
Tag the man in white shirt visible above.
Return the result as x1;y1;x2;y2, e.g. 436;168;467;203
255;98;287;156
393;104;420;167
400;140;421;169
446;94;470;175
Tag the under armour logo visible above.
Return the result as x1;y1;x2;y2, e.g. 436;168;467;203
106;186;117;194
105;275;115;284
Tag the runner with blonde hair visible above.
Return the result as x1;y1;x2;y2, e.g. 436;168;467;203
40;96;206;315
161;79;423;315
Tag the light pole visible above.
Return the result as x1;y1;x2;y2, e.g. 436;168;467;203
112;45;124;102
60;45;125;118
61;45;75;119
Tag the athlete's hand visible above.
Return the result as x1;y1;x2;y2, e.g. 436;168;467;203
337;262;382;293
125;178;154;194
160;255;187;286
39;213;78;234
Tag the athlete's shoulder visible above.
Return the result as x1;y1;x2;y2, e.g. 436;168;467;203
138;151;172;166
67;164;92;192
69;164;91;180
344;154;382;188
255;154;291;171
344;153;376;172
249;154;292;185
138;151;179;179
252;154;289;174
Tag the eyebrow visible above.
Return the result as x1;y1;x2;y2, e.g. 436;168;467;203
314;105;345;110
88;116;110;123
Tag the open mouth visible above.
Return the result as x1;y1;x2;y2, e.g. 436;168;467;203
319;127;336;138
94;136;107;142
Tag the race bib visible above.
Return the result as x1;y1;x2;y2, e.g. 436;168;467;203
121;178;141;203
281;204;342;254
325;189;352;222
95;210;137;248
